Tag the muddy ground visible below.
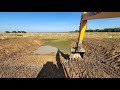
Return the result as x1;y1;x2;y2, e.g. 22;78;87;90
0;38;120;78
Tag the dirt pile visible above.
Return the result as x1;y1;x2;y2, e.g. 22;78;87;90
61;38;120;78
0;38;42;61
0;38;44;78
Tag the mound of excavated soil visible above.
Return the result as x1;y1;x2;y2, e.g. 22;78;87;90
61;38;120;78
0;38;65;78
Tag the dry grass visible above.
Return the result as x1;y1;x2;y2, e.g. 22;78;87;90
1;32;120;40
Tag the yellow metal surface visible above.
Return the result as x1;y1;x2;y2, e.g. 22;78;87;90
78;12;87;43
79;20;87;43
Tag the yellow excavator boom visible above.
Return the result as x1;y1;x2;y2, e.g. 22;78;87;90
79;12;120;45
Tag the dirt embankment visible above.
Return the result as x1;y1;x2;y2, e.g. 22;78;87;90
61;38;120;78
0;38;42;61
0;38;45;78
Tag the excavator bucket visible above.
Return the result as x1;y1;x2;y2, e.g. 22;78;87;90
70;41;85;60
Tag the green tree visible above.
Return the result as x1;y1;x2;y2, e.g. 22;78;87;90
21;31;27;33
12;31;17;33
5;31;10;33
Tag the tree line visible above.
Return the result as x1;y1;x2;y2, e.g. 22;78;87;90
70;27;120;32
5;31;27;33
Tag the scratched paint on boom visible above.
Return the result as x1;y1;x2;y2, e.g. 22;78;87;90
83;12;102;20
87;12;101;17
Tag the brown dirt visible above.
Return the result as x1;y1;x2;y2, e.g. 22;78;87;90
0;37;120;78
61;38;120;78
0;38;45;78
0;38;66;78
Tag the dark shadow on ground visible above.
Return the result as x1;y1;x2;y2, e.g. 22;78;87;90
37;61;63;78
37;49;69;78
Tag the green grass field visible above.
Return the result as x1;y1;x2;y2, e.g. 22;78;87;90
43;39;72;54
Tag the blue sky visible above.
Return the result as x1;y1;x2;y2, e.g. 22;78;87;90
0;12;120;32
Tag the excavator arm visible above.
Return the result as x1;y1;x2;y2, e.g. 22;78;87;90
70;12;120;59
